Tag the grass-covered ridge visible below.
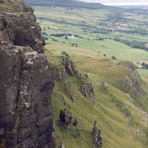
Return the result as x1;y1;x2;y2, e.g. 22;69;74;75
45;48;148;148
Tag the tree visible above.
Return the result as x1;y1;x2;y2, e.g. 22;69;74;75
141;62;148;69
111;56;117;60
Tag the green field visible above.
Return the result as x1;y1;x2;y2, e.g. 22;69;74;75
34;6;148;70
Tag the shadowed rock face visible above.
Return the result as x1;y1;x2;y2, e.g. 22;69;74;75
123;62;145;98
80;80;95;101
0;0;45;53
59;109;78;129
0;1;54;148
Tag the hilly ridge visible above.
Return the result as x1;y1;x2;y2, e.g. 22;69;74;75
45;48;148;147
24;0;107;9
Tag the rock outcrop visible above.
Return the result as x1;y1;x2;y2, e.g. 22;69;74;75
91;121;103;148
0;0;45;53
80;79;95;100
123;62;145;98
59;109;78;129
0;1;54;147
62;52;75;76
56;52;96;102
54;52;76;103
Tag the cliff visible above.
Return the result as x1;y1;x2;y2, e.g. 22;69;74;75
0;0;45;53
120;61;145;98
0;0;54;147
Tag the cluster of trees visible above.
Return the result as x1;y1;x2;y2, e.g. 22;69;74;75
50;33;72;37
141;63;148;69
50;33;81;38
93;28;111;34
43;32;48;36
114;38;148;51
95;38;104;41
71;43;78;47
111;56;117;60
120;29;148;36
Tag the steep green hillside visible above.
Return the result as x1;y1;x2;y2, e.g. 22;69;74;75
45;48;148;148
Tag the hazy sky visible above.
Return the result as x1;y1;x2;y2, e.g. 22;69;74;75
79;0;148;6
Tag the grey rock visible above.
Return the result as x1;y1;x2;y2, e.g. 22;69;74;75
0;45;54;148
91;121;103;148
0;1;55;148
61;142;65;148
123;62;145;98
54;53;76;103
59;109;78;129
59;109;73;129
62;52;75;76
0;1;45;53
81;80;95;100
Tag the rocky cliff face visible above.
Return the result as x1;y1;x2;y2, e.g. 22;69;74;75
123;62;145;98
0;1;54;147
0;0;45;53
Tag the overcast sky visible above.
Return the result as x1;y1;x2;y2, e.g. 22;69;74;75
79;0;148;6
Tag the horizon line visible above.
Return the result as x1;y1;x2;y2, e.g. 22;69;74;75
79;1;148;6
102;2;148;6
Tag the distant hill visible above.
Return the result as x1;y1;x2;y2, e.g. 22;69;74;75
24;0;106;9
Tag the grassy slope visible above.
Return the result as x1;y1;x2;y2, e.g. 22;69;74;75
45;49;148;148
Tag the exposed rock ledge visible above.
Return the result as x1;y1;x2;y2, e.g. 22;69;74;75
0;43;54;148
0;0;55;147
